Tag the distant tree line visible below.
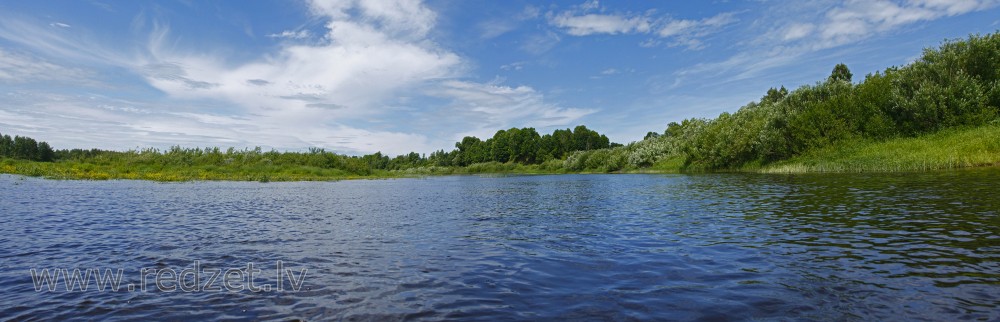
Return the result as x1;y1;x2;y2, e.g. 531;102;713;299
428;125;618;167
0;132;55;162
0;125;618;174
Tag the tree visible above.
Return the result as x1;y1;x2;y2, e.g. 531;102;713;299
455;136;486;166
12;136;38;160
0;133;12;158
37;142;55;162
763;86;788;103
829;63;853;83
571;125;609;151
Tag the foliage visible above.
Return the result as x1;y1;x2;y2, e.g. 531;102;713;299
0;124;618;181
452;125;614;166
670;32;1000;170
828;63;853;83
0;132;55;162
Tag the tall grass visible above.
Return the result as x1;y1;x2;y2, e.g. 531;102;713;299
762;124;1000;173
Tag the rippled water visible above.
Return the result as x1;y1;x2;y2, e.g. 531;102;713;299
1;170;998;321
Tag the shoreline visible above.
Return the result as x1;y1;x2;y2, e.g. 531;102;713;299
2;160;997;183
4;124;998;182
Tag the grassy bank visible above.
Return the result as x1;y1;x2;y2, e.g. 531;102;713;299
0;159;419;182
761;124;1000;173
0;158;566;182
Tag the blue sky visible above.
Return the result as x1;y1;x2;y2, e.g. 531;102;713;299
1;0;998;155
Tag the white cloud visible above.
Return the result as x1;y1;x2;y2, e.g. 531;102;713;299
671;0;1000;89
779;0;1000;50
0;0;591;155
429;80;596;140
500;61;527;71
550;13;652;36
781;23;815;41
268;30;311;39
654;12;736;49
49;22;71;28
0;17;132;66
128;0;463;119
579;0;600;11
477;5;540;39
600;68;619;75
547;2;737;49
0;49;92;83
308;0;436;40
0;89;442;155
521;30;561;54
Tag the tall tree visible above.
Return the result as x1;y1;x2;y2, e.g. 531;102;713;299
37;142;55;162
0;133;12;158
829;63;853;83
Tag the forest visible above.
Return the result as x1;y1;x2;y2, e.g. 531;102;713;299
2;32;999;180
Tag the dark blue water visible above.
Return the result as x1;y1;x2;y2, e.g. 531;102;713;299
1;171;998;321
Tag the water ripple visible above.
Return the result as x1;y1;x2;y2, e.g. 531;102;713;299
1;170;998;320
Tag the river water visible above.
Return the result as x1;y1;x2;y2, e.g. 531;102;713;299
1;170;998;320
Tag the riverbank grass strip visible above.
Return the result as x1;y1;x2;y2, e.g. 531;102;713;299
762;125;1000;173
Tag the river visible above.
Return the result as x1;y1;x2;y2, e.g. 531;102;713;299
1;170;997;320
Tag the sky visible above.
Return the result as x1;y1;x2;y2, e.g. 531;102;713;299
1;0;998;156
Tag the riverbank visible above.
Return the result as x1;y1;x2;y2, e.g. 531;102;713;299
3;125;999;181
760;124;1000;173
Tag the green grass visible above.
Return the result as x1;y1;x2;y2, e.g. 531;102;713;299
0;159;403;182
0;158;572;182
762;124;1000;173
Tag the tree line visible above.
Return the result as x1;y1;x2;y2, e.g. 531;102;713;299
0;132;55;162
431;125;618;167
0;125;618;174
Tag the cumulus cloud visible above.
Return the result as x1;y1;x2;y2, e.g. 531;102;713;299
0;0;591;155
140;0;462;117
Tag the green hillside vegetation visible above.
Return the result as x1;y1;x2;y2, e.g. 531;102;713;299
558;32;1000;173
2;32;999;181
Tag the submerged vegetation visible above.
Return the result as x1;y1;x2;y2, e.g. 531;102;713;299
2;32;1000;181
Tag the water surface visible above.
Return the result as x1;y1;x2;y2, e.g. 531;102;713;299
1;170;998;320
